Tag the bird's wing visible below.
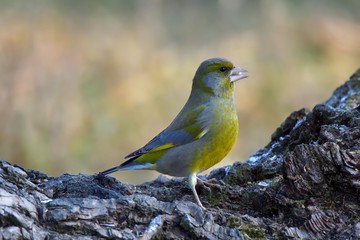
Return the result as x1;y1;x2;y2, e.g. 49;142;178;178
125;105;209;159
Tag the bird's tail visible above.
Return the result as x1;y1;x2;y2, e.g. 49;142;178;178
97;166;121;176
97;159;156;177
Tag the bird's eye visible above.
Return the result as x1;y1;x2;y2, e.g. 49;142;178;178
219;67;227;72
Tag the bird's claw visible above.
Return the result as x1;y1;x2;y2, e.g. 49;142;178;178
196;177;223;193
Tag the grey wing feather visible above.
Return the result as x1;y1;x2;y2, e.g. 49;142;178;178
125;128;200;159
125;105;210;159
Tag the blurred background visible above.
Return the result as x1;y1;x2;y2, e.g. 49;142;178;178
0;0;359;183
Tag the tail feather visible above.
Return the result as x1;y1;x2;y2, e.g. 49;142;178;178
98;165;122;176
98;156;155;177
98;155;139;176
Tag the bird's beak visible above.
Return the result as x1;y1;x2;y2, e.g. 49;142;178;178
230;67;248;83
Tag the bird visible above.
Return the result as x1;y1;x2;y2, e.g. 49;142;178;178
98;58;248;209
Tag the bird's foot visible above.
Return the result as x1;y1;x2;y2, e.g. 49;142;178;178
196;177;223;193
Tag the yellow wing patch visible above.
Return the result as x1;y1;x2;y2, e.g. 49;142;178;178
194;128;209;140
149;143;175;152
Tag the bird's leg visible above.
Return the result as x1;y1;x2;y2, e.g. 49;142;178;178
188;173;206;210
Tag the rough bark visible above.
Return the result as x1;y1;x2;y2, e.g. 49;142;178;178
0;69;359;240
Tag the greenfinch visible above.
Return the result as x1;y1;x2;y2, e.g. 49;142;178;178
98;58;248;209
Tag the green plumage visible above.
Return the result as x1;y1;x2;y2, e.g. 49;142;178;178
99;58;248;209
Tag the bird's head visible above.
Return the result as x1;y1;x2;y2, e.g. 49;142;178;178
192;58;248;98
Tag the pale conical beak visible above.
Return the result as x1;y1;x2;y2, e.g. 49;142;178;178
230;67;248;82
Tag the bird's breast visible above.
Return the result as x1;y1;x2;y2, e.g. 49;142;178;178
191;100;238;172
155;99;238;177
